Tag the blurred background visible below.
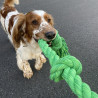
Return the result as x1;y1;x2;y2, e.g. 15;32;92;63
0;0;98;98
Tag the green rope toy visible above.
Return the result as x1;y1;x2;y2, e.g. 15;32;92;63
38;31;98;98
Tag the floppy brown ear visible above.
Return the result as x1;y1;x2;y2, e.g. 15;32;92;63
12;14;26;48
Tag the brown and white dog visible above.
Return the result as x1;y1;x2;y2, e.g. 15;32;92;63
0;0;57;79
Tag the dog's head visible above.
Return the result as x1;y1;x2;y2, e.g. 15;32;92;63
13;10;57;48
25;10;57;42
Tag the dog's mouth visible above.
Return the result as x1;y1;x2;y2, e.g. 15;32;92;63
33;37;52;46
47;41;52;46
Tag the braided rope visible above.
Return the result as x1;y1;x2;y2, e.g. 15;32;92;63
38;31;98;98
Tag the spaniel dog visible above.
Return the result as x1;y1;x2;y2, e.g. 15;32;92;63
0;0;57;79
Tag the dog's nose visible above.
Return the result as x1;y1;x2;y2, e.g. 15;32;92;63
45;32;55;39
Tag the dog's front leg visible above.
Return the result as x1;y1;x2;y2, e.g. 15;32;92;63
16;53;33;79
35;54;46;70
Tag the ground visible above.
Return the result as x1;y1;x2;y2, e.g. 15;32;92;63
0;0;98;98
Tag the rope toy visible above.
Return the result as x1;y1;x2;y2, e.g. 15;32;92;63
38;31;98;98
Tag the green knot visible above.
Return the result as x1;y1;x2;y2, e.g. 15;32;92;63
50;55;82;82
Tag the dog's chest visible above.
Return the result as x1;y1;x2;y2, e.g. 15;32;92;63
17;42;42;60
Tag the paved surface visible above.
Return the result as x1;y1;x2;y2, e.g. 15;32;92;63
0;0;98;98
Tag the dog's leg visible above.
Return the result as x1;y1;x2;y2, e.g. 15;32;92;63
35;54;46;70
16;53;33;79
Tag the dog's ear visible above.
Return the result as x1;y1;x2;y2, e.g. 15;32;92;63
12;14;26;48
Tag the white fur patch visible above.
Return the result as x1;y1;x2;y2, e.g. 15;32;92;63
33;10;45;17
5;10;19;33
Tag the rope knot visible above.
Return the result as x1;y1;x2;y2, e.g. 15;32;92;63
50;55;82;82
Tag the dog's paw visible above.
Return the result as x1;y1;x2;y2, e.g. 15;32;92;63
23;71;33;79
35;64;43;71
40;55;46;63
35;54;46;71
23;61;33;79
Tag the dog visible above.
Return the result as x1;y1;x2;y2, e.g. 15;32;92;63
0;0;57;79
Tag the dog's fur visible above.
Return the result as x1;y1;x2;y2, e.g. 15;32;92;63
0;0;57;79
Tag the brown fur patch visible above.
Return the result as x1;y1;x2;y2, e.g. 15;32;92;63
8;15;17;34
12;13;26;48
0;6;16;18
44;13;54;26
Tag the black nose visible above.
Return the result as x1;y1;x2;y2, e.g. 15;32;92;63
45;32;55;39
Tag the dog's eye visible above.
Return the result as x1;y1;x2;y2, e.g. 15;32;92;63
32;20;38;25
48;19;51;23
